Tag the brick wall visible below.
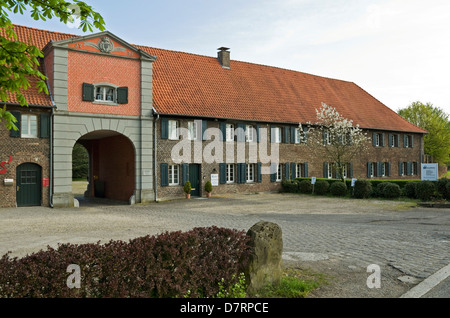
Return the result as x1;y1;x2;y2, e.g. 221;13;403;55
0;106;51;208
155;117;425;200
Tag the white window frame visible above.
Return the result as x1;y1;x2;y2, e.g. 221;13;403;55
226;164;235;183
274;127;282;143
295;128;301;144
296;163;302;178
21;114;38;138
226;124;234;142
276;164;282;181
327;164;333;179
246;164;255;183
370;162;376;178
168;120;179;140
188;121;198;141
94;85;116;102
324;129;331;145
342;164;348;179
246;125;254;142
375;133;380;147
168;165;179;186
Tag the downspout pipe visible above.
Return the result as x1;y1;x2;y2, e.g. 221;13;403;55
153;107;159;202
43;58;56;208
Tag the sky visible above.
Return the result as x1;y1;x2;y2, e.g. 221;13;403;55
11;0;450;115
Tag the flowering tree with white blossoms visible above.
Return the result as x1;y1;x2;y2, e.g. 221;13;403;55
300;103;369;182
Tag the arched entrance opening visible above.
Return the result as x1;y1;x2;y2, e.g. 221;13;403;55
75;130;135;204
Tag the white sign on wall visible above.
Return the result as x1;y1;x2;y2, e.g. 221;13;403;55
421;163;438;181
211;174;219;186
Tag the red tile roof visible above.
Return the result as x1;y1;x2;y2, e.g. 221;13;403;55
6;24;426;133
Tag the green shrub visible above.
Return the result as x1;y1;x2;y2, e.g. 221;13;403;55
282;180;299;193
446;183;450;201
383;182;401;199
436;178;449;199
375;182;390;197
416;181;436;201
204;181;213;193
405;182;418;199
330;181;347;197
314;180;329;195
184;181;192;194
353;179;372;199
0;227;251;298
298;180;312;194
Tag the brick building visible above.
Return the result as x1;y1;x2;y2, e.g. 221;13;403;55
0;25;427;207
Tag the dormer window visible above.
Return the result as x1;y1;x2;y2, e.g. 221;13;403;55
82;83;128;104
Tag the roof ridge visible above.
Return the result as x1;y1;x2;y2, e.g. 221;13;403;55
12;23;79;39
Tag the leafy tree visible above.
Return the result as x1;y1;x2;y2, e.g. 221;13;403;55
0;0;105;130
397;101;450;165
299;103;369;182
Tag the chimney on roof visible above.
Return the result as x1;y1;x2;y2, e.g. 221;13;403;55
217;47;230;69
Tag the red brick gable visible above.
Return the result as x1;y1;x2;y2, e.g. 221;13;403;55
6;24;427;133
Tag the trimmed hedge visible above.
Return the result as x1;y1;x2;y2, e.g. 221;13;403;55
282;177;448;202
0;227;251;298
330;181;348;197
314;180;329;195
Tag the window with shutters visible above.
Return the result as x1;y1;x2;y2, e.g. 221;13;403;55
226;124;234;142
21;114;37;138
226;164;235;183
168;120;179;140
295;128;301;144
296;163;303;178
276;164;282;181
188;121;198;140
273;127;282;143
404;135;413;148
246;164;255;182
246;125;254;142
83;83;128;105
169;165;180;185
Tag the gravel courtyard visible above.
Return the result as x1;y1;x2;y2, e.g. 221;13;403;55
1;191;449;298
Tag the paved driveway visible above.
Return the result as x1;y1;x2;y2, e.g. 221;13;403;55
1;193;449;297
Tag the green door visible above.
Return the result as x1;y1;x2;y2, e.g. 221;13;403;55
17;163;42;207
189;164;201;197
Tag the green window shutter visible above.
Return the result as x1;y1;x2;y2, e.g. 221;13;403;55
256;125;261;143
388;134;393;147
387;162;391;177
367;162;372;178
291;162;296;179
403;135;407;148
323;130;327;145
283;127;289;144
270;163;277;182
304;162;309;178
161;118;168;139
290;127;296;144
381;133;385;147
256;162;262;183
160;163;169;187
270;126;276;143
220;122;226;141
202;120;208;141
182;163;189;184
40;113;50;139
82;83;94;102
236;163;245;183
411;135;414;148
323;162;329;178
377;162;383;177
399;162;403;176
284;163;289;180
219;163;226;184
117;87;128;104
10;111;21;138
373;133;377;146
